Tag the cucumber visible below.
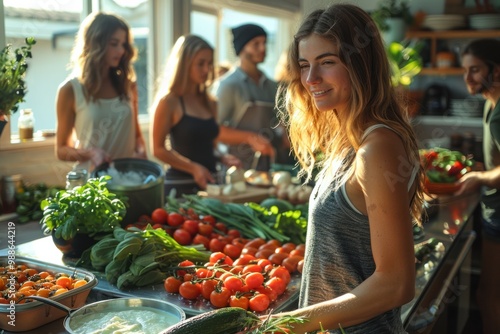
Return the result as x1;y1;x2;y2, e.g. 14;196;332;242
161;307;260;334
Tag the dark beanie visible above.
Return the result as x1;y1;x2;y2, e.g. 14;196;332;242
232;24;267;56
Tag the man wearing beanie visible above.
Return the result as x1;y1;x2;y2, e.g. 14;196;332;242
213;23;279;170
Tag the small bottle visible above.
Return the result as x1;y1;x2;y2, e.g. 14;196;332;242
18;109;35;141
66;169;88;190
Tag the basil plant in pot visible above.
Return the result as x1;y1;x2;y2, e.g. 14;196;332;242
0;37;36;136
40;176;127;257
372;0;413;44
387;40;424;116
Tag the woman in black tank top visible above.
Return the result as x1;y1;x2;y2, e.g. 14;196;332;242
151;35;263;197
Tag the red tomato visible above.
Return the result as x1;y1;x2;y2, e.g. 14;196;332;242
173;229;192;245
152;223;164;230
195;268;211;279
282;255;303;273
266;276;286;295
210;287;231;308
201;279;218;300
182;220;199;236
245;238;266;249
179;281;201;300
249;294;270;312
151;208;168;225
214;222;228;233
167;212;185;227
269;266;291;285
256;285;278;302
137;214;153;224
269;252;289;265
229;295;249;310
202;215;216;226
223;276;244;292
223;244;242;259
209;238;225;253
242;264;263;275
164;276;182;293
297;259;304;273
244;272;264;289
177;260;195;277
209;252;233;266
241;246;258;257
198;222;214;237
192;234;210;249
227;229;241;238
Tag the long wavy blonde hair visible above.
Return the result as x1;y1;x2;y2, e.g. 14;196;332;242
69;12;137;101
152;34;215;112
279;4;424;221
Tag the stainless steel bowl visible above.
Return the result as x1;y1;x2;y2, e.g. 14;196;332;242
64;297;186;334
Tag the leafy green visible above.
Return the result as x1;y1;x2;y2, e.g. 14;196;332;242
81;226;210;289
0;37;36;115
40;176;126;240
15;183;62;223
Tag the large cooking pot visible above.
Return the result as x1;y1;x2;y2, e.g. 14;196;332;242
92;158;165;226
25;296;185;334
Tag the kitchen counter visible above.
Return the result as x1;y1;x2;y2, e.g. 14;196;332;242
0;191;481;333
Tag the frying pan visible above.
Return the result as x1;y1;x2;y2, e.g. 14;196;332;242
24;296;185;334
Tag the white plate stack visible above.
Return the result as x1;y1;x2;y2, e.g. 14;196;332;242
469;14;500;30
449;98;484;118
423;15;467;31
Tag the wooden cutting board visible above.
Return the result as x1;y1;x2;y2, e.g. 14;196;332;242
198;185;271;203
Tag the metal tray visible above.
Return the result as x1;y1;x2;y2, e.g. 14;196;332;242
0;256;97;332
92;271;300;316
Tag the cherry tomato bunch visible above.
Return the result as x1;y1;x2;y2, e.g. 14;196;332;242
126;207;242;248
164;251;295;312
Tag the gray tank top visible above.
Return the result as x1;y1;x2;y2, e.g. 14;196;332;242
299;124;416;333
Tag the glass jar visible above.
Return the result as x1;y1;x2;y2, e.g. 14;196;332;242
66;169;88;190
1;174;23;213
18;109;35;141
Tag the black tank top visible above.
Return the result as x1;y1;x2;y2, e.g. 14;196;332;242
166;97;220;179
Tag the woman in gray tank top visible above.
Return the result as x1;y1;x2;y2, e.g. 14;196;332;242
268;4;425;333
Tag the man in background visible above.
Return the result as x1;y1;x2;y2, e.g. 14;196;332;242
213;23;280;170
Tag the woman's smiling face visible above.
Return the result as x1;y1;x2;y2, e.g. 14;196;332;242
298;34;352;113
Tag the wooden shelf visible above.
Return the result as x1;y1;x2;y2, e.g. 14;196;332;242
406;29;500;75
406;29;500;39
420;67;464;76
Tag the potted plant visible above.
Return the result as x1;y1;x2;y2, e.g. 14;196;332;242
40;176;127;257
0;37;36;136
387;40;424;116
371;0;413;44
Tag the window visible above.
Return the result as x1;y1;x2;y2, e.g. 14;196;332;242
1;0;149;144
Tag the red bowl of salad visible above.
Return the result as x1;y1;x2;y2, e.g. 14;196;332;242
419;147;473;195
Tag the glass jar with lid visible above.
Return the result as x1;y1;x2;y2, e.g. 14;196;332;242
66;169;88;190
18;108;35;141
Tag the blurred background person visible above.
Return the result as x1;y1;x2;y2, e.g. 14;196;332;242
459;38;500;334
151;34;270;197
55;12;146;172
212;23;277;170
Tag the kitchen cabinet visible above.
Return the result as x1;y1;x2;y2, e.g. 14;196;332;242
406;29;500;75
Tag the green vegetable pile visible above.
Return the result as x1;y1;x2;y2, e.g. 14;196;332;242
40;176;126;240
15;183;61;223
167;195;308;244
420;147;474;183
248;200;308;245
79;226;210;289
